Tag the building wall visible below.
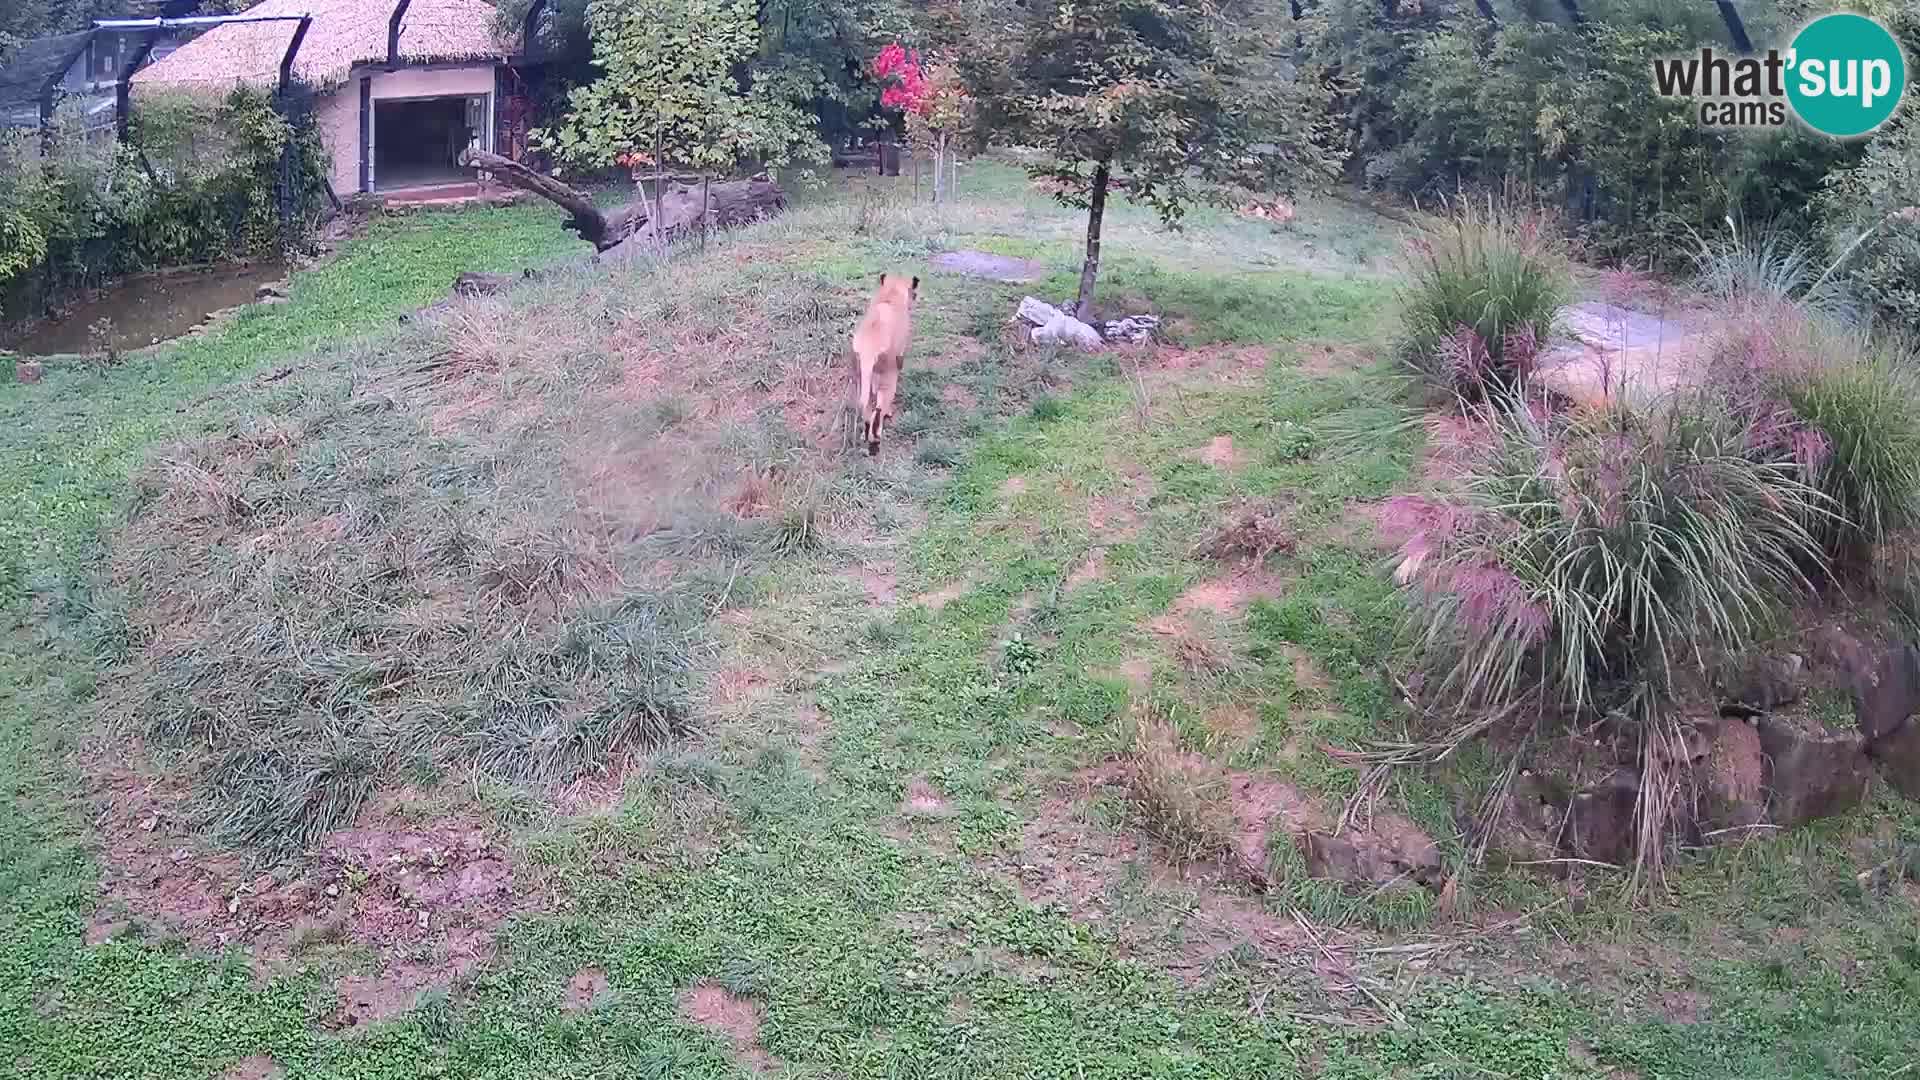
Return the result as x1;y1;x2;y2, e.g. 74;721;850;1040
316;85;360;195
367;65;496;101
314;64;499;194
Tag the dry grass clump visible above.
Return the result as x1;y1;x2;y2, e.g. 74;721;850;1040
99;251;887;853
1121;719;1241;868
1190;497;1297;567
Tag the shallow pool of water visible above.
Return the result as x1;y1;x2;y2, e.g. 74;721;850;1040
1;260;289;358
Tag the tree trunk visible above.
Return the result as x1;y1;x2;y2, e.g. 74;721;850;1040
699;172;711;251
1075;160;1111;321
458;148;646;249
460;149;784;259
932;133;945;204
652;132;667;255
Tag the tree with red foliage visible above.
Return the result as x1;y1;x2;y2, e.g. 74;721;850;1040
872;42;973;203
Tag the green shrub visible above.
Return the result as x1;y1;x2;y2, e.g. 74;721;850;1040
1818;104;1920;332
1781;347;1920;570
1396;198;1570;399
0;87;327;319
1392;397;1824;714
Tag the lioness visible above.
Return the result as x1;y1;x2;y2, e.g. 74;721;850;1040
849;272;918;456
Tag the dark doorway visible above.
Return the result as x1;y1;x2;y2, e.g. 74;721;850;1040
373;96;474;190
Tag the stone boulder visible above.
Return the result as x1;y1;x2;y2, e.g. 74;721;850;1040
1532;302;1711;410
1850;642;1920;743
1716;652;1806;714
1299;815;1443;889
1562;766;1640;866
1697;718;1767;834
1872;721;1920;801
1757;716;1873;827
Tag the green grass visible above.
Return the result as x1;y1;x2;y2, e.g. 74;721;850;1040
1;161;1916;1080
0;201;583;601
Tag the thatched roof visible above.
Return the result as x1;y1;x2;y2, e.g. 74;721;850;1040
131;0;515;93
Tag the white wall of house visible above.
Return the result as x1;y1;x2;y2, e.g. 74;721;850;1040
316;64;498;195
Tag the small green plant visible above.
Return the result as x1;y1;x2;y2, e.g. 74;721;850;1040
1272;420;1316;462
1397;197;1571;400
1030;394;1066;422
1001;632;1041;676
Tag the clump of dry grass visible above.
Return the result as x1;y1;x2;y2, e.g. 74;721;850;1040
1121;720;1241;867
1169;615;1249;686
1190;497;1297;567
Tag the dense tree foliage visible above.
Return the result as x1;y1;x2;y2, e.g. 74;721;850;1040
535;0;826;191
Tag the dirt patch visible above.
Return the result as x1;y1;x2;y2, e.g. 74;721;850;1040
1196;435;1243;469
850;566;899;604
913;579;970;611
1206;704;1261;749
999;475;1029;498
940;384;979;410
1114;656;1155;691
564;966;611;1011
1141;345;1271;386
1170;571;1286;619
1066;547;1108;590
89;768;528;1025
1281;644;1333;695
220;1055;283;1080
1002;774;1310;978
1295;344;1373;376
711;666;771;707
1229;771;1327;857
1083;468;1154;541
679;985;780;1071
84;917;129;945
1657;989;1707;1025
929;249;1048;284
902;777;953;818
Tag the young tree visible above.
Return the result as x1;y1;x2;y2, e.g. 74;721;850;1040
959;0;1340;318
536;0;825;245
872;44;975;203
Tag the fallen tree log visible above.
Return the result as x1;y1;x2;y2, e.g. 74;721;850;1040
457;149;786;259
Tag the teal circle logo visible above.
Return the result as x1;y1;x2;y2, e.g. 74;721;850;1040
1786;13;1907;137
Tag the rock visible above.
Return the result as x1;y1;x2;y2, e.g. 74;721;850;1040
14;358;44;384
1016;296;1063;326
1481;768;1563;867
1532;302;1711;410
1849;643;1920;743
255;282;290;301
1563;767;1639;866
1698;719;1767;834
1757;716;1872;827
1716;652;1806;713
1873;719;1920;801
1101;314;1161;343
1299;816;1442;889
1031;312;1103;350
